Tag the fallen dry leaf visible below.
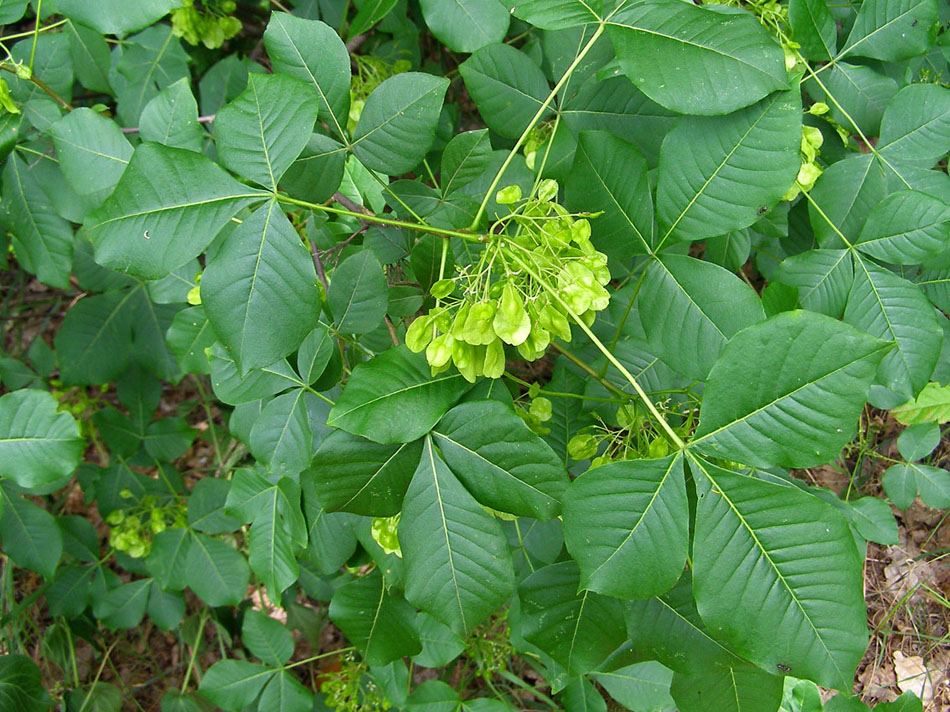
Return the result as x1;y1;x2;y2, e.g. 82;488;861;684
893;650;935;705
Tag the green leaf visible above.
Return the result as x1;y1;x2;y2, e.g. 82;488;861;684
511;0;602;29
296;324;334;385
202;201;321;373
184;532;250;607
0;654;52;712
329;250;389;334
199;660;274;712
0;484;63;579
607;0;788;116
53;0;180;35
111;26;189;127
147;584;185;630
561;677;607;712
692;310;890;468
144;417;198;461
146;528;191;590
406;680;460;712
49;108;133;207
432;401;569;520
214;73;318;190
847;497;899;545
459;44;550;140
329;568;422;666
208;344;300;406
845;258;943;399
66;20;111;95
878;83;950;165
99;578;151;629
806;63;897;136
243;609;294;666
841;0;938;62
167;306;215;375
263;12;351;141
281;134;347;203
854;190;950;264
401;437;515;636
789;0;837;61
308;431;422;516
892;382;950;424
2;154;74;289
560;75;676;168
0;390;83;489
565;131;653;259
420;0;509;53
258;671;313;712
441;130;492;196
348;0;399;39
562;455;687;600
352;73;449;174
517;561;626;676
249;389;312;477
772;249;853;318
0;0;29;24
85;143;266;279
139;78;203;153
227;472;305;600
413;612;465;667
670;664;785;712
188;479;242;534
328;346;469;444
591;662;675;712
637;255;766;381
883;462;950;509
690;456;868;690
656;89;801;246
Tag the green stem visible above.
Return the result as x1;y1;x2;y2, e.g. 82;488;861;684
28;0;42;73
509;250;685;448
468;22;606;230
180;607;208;692
504;371;626;403
0;62;72;109
276;193;484;242
0;18;67;43
799;57;911;190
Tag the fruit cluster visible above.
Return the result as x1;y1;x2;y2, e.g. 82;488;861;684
171;0;241;50
406;180;611;382
106;494;186;559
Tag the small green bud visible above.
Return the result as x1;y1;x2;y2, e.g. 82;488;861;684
426;331;454;369
492;284;531;346
537;179;559;202
106;510;125;526
482;337;505;378
648;437;670;459
529;397;552;422
405;315;434;353
371;513;402;557
495;184;522;205
431;278;455;299
119;489;134;499
808;102;829;116
568;433;598;460
462;301;497;345
186;284;201;306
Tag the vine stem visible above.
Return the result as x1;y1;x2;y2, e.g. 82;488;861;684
275;193;484;242
468;22;606;230
0;63;72;109
508;249;685;449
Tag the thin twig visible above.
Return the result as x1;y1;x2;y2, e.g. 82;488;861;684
121;114;215;134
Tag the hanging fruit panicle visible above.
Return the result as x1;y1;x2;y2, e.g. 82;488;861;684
406;179;611;382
